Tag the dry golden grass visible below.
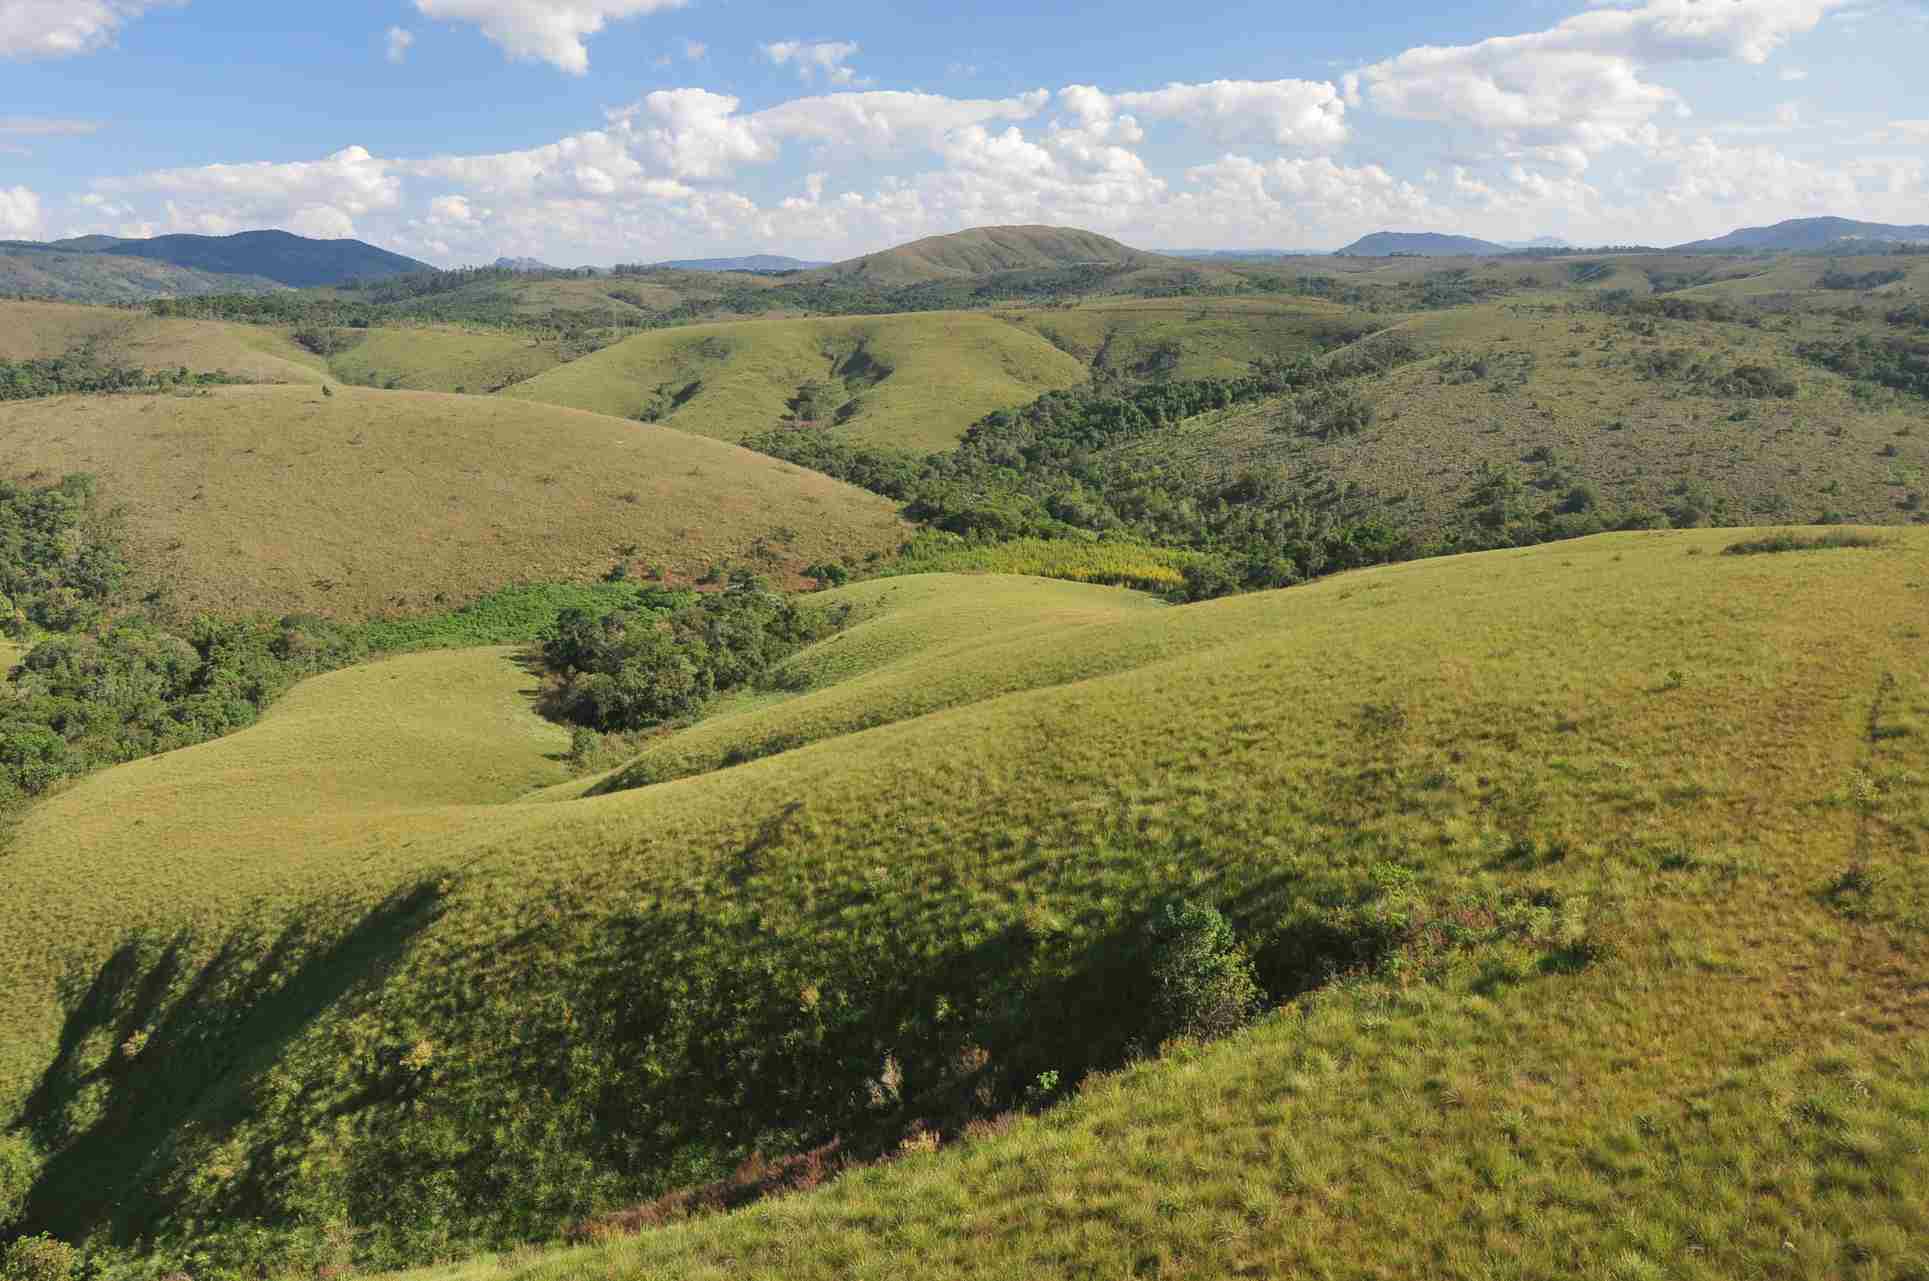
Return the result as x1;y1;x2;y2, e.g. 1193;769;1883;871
505;312;1090;450
5;530;1928;1277
0;298;326;383
0;383;907;618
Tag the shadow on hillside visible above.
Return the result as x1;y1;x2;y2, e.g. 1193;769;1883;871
12;879;448;1245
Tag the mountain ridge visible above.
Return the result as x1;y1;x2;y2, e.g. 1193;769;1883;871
1672;215;1929;252
5;228;432;288
1337;231;1510;257
810;225;1171;285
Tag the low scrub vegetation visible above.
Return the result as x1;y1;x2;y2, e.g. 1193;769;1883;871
0;353;248;401
1722;529;1892;555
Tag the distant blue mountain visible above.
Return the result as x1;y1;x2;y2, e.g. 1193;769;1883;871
1672;217;1929;252
1336;231;1509;257
26;229;432;287
655;254;826;272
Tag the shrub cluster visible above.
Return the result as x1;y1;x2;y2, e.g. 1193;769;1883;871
1798;334;1929;399
0;355;247;402
1820;267;1906;291
543;575;835;731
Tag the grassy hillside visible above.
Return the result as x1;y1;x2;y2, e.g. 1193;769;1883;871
325;326;565;393
0;299;326;384
3;531;1926;1277
1100;296;1927;541
51;230;432;288
0;383;907;617
504;312;1091;450
503;302;1382;451
1003;297;1380;382
0;246;285;302
814;226;1168;287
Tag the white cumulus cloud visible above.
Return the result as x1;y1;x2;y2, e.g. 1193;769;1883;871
386;26;414;63
1360;0;1847;166
413;0;686;75
0;0;180;60
761;39;865;86
0;185;43;237
96;144;400;238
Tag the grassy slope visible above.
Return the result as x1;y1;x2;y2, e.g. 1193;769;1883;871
0;249;284;302
327;327;564;393
814;226;1166;287
0;299;325;383
504;312;1091;450
1003;297;1375;381
1117;296;1928;537
0;384;907;618
5;532;1928;1276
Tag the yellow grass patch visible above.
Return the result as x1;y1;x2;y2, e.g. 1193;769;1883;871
0;383;907;618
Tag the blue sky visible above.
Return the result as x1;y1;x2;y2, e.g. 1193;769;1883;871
2;0;1925;263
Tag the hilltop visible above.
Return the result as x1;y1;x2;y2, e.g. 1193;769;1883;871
0;382;906;617
1676;215;1929;252
656;254;826;272
811;225;1169;286
0;243;286;301
1;230;431;299
1337;230;1509;256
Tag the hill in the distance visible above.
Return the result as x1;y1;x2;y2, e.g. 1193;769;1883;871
1673;215;1929;252
813;225;1169;285
0;243;287;301
493;256;554;271
17;229;431;288
1337;231;1509;256
655;253;826;272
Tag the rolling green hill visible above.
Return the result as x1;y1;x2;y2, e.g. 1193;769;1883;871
1096;295;1929;543
31;230;433;288
0;245;285;302
323;326;567;393
812;226;1170;287
503;312;1093;450
0;298;327;383
0;383;907;618
1;531;1925;1278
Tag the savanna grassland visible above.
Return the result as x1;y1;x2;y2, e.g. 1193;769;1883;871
4;226;1929;1281
1110;287;1929;540
0;383;906;617
2;532;1927;1281
502;312;1093;450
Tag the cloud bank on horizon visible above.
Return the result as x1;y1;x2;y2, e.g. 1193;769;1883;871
1;0;1924;262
